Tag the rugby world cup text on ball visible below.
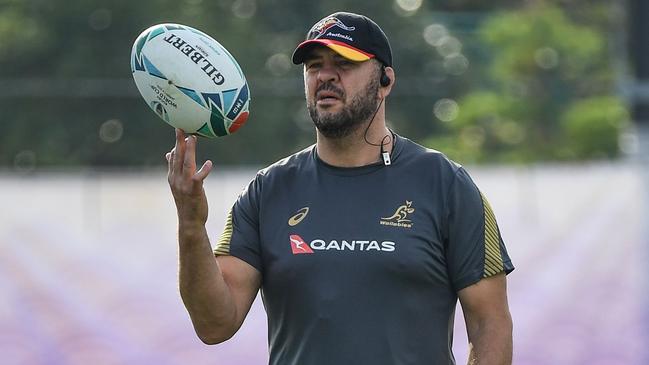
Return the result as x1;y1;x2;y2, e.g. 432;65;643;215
162;34;225;85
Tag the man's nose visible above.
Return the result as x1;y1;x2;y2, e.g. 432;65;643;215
317;64;339;84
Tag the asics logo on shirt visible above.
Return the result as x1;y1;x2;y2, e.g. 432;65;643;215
288;207;310;226
289;234;395;255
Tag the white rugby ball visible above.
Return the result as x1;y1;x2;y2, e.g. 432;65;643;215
130;23;250;137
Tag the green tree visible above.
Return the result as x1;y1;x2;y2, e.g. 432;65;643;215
424;3;628;163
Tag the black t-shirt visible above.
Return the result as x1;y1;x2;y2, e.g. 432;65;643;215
214;134;514;365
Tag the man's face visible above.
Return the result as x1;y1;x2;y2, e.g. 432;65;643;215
303;47;381;139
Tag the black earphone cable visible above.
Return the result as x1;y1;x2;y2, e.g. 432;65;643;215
362;96;393;165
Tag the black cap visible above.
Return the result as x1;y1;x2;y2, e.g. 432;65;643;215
292;12;393;67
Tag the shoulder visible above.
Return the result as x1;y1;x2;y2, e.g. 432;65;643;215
235;145;314;204
395;134;464;179
253;144;316;183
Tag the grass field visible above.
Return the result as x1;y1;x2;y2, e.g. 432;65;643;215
1;163;647;364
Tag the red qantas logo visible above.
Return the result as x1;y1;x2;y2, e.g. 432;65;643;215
289;234;396;254
290;234;314;254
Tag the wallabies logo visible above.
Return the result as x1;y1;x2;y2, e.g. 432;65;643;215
380;201;415;228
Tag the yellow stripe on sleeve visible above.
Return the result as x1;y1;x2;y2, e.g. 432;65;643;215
213;208;233;256
481;192;504;277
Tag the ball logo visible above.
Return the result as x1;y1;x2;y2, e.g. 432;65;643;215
151;101;170;122
162;33;226;85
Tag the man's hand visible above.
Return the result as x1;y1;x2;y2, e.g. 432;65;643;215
166;129;213;229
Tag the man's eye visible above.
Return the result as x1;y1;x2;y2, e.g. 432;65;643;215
338;60;361;69
306;62;322;70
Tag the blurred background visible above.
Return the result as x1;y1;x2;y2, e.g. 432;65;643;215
1;0;648;364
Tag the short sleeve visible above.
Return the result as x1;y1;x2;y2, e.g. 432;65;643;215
213;174;263;273
444;168;514;291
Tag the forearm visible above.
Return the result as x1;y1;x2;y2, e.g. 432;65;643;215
466;314;513;365
178;222;237;344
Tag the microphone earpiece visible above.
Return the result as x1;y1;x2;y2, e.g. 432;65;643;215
380;66;390;87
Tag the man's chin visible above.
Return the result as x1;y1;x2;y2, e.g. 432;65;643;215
309;105;361;139
314;120;364;139
316;127;350;139
315;104;343;118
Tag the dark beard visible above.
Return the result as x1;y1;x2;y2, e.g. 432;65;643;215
307;77;380;139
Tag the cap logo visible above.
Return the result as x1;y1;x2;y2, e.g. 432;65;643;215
309;17;355;39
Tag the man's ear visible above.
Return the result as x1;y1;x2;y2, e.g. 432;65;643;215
379;66;395;98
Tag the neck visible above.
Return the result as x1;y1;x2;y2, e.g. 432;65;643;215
316;114;393;168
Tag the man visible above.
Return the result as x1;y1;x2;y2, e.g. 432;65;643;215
166;11;514;365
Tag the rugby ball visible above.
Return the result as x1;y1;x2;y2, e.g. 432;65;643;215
130;23;250;138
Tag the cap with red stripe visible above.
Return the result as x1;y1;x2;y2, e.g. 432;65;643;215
292;12;393;67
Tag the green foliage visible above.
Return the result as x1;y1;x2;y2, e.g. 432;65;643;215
0;7;50;62
481;6;604;83
559;96;629;159
424;2;627;163
424;91;530;163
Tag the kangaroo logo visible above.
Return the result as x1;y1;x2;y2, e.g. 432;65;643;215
308;17;356;39
380;201;415;228
290;234;314;255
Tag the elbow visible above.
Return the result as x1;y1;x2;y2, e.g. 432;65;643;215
185;302;241;345
197;332;233;345
198;335;226;345
195;325;236;345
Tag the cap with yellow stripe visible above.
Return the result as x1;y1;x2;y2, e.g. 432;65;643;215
294;39;375;62
292;12;393;67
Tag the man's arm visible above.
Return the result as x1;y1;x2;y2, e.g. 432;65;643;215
458;273;513;365
167;128;261;344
